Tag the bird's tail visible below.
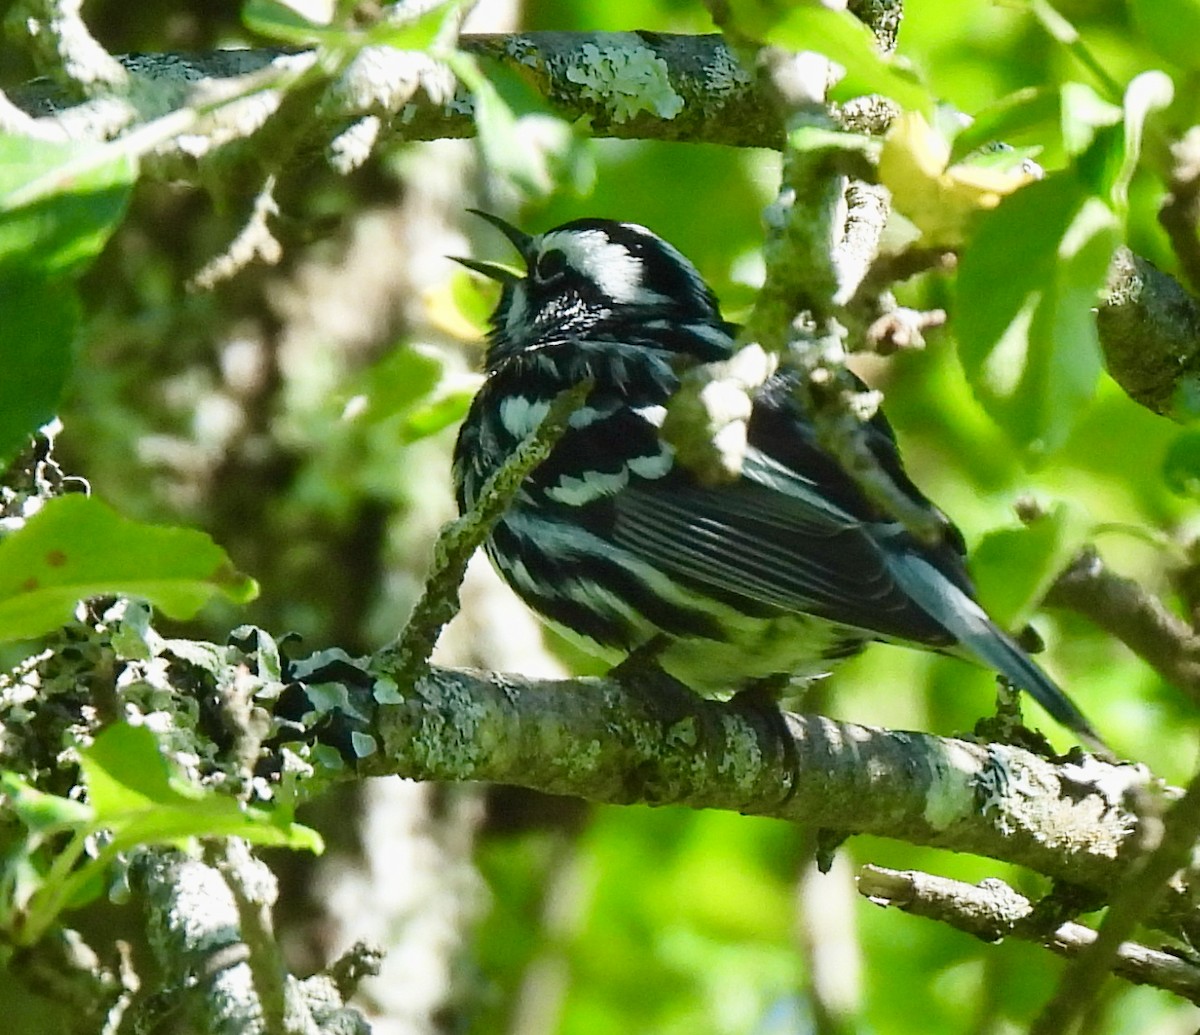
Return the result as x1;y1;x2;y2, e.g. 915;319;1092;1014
886;554;1108;754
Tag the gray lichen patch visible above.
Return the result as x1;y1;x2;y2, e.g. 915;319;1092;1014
558;40;684;124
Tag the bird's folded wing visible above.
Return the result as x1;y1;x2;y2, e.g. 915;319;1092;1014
610;446;957;647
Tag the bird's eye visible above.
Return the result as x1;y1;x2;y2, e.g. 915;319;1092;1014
533;249;568;284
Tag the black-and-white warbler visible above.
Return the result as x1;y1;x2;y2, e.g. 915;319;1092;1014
452;212;1102;749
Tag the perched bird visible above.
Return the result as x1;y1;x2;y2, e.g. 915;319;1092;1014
452;211;1103;749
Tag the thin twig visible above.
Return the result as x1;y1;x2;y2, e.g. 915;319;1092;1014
382;379;591;684
859;865;1200;1004
1045;546;1200;707
207;840;290;1035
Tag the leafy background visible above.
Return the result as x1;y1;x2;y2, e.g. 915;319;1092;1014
2;0;1199;1031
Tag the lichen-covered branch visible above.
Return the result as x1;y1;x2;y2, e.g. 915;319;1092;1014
858;865;1200;1004
3;589;1196;1008
6;32;781;152
10;27;1200;419
1;610;1166;932
348;664;1141;892
1031;763;1200;1034
130;845;376;1034
1097;247;1200;421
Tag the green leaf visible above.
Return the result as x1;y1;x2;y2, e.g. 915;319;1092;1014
400;385;476;442
368;0;459;50
1163;429;1200;497
948;81;1125;171
0;133;136;281
357;346;444;423
1111;70;1173;212
242;0;344;45
970;502;1091;629
954;173;1117;454
1130;0;1200;70
0;277;78;467
1;772;95;832
724;1;931;113
79;723;323;851
447;52;551;196
0;495;258;642
3;727;321;944
1058;82;1122;157
949;88;1059;165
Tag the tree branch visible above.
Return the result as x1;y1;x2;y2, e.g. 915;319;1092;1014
1032;762;1200;1033
1045;546;1200;707
1096;247;1200;421
859;865;1200;1004
284;652;1159;906
6;33;782;151
10;29;1200;421
130;845;376;1034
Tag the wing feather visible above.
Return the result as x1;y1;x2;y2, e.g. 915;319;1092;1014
611;463;957;646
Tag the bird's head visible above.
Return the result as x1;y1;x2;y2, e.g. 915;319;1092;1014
453;212;725;366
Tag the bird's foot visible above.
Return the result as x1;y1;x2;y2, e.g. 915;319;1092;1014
730;678;800;806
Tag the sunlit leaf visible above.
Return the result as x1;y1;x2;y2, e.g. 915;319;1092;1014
970;502;1090;629
242;0;345;44
0;495;258;641
725;0;931;112
0;133;136;280
1130;0;1200;70
79;723;323;851
1110;70;1173;211
424;270;498;341
1;772;95;832
368;0;459;50
949;88;1058;164
880;111;1038;246
1058;82;1122;157
955;173;1117;454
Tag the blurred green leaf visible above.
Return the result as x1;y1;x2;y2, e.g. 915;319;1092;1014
0;277;78;468
1058;82;1122;156
448;52;550;196
880;111;1038;247
1111;70;1173;211
0;133;135;467
449;266;500;334
355;345;444;422
1;772;95;832
949;88;1058;164
954;173;1117;453
3;726;321;945
1130;0;1200;71
368;0;459;49
725;0;932;112
401;385;477;441
970;502;1090;629
1163;429;1200;497
0;495;258;641
242;0;344;44
0;133;135;280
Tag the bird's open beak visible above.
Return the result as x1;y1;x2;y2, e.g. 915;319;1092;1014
467;208;535;261
451;210;536;285
449;255;522;285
